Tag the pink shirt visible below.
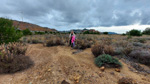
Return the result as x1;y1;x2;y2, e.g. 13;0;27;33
71;35;75;43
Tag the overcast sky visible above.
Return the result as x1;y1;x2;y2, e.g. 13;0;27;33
1;0;150;33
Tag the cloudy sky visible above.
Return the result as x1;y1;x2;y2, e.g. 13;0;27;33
1;0;150;33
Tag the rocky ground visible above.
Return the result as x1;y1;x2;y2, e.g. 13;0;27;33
0;44;150;84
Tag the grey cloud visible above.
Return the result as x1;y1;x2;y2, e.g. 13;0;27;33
0;0;150;30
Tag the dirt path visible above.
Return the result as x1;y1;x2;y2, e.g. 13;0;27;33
0;44;150;84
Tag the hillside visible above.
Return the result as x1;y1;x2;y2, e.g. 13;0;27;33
13;20;57;32
0;44;150;84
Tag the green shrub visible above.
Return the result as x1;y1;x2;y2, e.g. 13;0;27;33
122;33;126;36
22;29;32;36
103;32;108;35
142;28;150;35
0;18;23;44
127;29;142;36
94;54;122;68
35;31;45;35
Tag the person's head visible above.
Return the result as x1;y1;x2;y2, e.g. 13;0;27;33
71;31;74;34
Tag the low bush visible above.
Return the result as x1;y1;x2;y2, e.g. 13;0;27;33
122;46;133;56
91;44;104;57
74;39;93;50
114;47;123;55
27;39;43;44
32;39;42;44
46;39;55;47
91;44;114;57
0;42;33;73
101;37;112;45
129;50;150;65
115;41;128;48
137;38;146;43
94;54;122;68
132;42;143;47
130;63;145;73
118;77;135;84
104;45;114;55
46;38;65;47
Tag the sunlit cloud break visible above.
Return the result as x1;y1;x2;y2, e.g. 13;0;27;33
88;24;150;34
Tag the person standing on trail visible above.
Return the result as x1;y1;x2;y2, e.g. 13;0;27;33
69;31;76;48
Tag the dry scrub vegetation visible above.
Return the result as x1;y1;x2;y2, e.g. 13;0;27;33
20;34;150;70
0;42;34;73
1;34;150;83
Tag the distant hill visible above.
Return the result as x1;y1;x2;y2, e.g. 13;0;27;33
13;20;57;32
108;32;117;34
60;28;101;34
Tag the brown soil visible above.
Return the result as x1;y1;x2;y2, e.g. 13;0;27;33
0;44;150;84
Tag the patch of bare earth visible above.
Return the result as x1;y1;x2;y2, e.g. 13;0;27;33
0;44;150;84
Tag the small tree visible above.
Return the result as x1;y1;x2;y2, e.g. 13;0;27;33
122;33;126;36
83;31;89;34
22;29;32;36
143;28;150;35
127;29;142;36
103;32;108;35
0;18;23;44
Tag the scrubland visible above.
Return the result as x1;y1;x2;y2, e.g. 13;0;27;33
0;34;150;84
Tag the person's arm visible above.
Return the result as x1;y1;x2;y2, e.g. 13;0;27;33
68;34;71;45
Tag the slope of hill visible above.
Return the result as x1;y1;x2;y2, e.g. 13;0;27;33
0;44;150;84
13;20;57;32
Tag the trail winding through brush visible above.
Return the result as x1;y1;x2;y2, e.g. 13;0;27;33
0;44;150;84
